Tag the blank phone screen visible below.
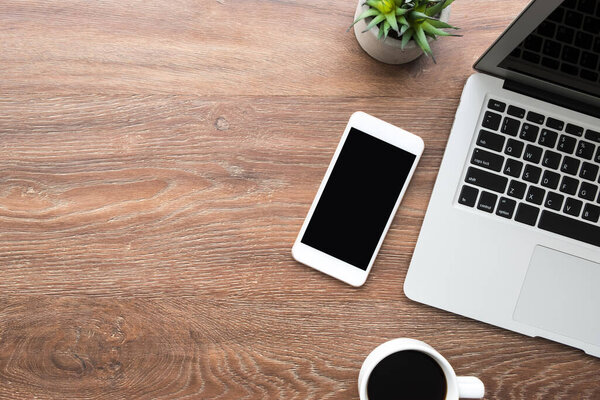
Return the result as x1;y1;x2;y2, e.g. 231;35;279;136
301;128;416;270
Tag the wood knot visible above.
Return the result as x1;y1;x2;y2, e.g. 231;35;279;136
214;117;229;131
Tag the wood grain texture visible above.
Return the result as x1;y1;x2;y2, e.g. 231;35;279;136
1;0;599;398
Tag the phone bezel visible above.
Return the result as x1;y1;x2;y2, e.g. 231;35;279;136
292;111;424;286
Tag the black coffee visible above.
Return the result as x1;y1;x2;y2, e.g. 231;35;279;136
367;350;447;400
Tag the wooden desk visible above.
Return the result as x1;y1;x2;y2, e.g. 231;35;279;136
1;0;599;398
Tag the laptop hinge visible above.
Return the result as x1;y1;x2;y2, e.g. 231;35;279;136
503;80;600;119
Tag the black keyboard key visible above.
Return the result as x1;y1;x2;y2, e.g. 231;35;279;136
580;161;599;181
565;10;584;28
482;111;502;131
560;175;579;195
576;140;595;160
524;34;543;52
578;182;598;201
542;150;561;170
538;129;559;148
541;57;560;70
585;129;600;143
579;0;596;13
477;130;505;152
581;51;599;69
582;203;600;223
458;185;479;207
520;123;539;142
583;16;600;34
549;7;564;22
526;111;545;125
526;186;546;205
564;197;583;216
507;105;525;119
487;99;506;112
503;158;523;178
546;117;564;130
508;180;527;199
523;144;543;164
560;156;581;175
471;148;504;172
545;191;564;211
539;210;600;247
505;138;524;158
543;39;562;58
515;203;540;226
541;170;560;189
477;191;497;213
595;147;600;163
558;134;577;153
557;25;575;43
523;51;541;64
537;20;557;38
566;123;584;136
496;197;516;219
501;117;521;137
465;167;508;193
575;31;593;50
523;165;542;184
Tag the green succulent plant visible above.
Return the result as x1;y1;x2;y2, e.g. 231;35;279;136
349;0;460;62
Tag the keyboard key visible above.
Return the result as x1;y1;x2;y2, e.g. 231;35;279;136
496;197;516;219
578;182;598;201
541;170;560;189
520;123;540;142
539;129;558;148
582;16;600;34
565;123;584;136
465;167;508;193
558;134;577;153
542;150;561;169
526;111;545;124
539;210;600;247
501;117;521;137
560;156;581;175
575;140;595;159
581;51;599;69
523;144;543;164
471;148;504;172
505;139;524;158
523;165;542;184
543;39;562;58
557;25;575;43
515;203;540;226
482;111;502;131
507;105;525;118
458;185;479;207
565;10;583;28
487;99;506;112
508;180;527;199
585;129;600;143
526;186;545;205
545;191;564;211
580;162;599;181
560;175;579;195
582;203;600;223
503;158;523;178
546;117;564;130
548;7;564;22
541;57;560;70
477;191;497;213
595;147;600;163
477;130;505;152
564;197;583;216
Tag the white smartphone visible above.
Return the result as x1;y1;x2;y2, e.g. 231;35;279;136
292;112;424;287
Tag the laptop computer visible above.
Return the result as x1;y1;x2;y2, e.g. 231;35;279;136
405;0;600;357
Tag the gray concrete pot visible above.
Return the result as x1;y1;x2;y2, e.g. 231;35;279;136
353;2;451;64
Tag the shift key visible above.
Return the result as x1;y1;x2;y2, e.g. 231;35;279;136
471;148;504;172
465;167;508;193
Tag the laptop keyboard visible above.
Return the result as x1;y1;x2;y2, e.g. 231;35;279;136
510;0;600;84
458;97;600;248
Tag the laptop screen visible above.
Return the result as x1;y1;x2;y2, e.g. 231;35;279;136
475;0;600;106
498;0;600;98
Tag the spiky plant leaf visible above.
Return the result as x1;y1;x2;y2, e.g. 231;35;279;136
427;19;458;29
395;7;408;15
383;20;392;38
421;21;451;36
385;11;399;33
401;28;413;49
348;8;380;31
363;13;386;32
425;0;454;16
414;24;436;62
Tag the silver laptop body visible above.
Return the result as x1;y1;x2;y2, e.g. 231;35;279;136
405;0;600;357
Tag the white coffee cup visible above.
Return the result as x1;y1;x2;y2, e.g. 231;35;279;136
358;338;485;400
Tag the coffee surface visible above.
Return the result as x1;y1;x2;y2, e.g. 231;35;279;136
367;350;447;400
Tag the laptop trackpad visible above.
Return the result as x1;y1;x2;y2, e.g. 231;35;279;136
513;246;600;346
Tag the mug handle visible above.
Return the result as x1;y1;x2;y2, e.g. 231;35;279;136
456;376;485;399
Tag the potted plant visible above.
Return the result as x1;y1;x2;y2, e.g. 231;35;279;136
349;0;459;64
